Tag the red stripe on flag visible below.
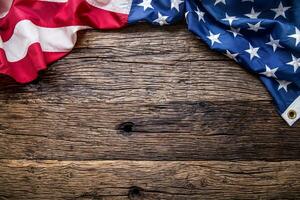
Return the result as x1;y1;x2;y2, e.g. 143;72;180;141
0;0;129;40
0;44;68;83
0;0;130;83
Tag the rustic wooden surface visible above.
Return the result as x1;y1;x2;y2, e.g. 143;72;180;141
0;23;300;199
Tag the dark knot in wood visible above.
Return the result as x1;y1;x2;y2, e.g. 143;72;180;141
117;122;135;136
128;186;144;200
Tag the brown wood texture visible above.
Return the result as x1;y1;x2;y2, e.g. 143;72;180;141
0;24;300;199
1;160;300;200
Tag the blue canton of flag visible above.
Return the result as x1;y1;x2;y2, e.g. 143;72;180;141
128;0;300;126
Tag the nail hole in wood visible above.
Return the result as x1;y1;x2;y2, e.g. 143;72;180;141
118;122;135;136
128;186;144;199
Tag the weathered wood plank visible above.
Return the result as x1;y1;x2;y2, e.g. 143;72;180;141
0;160;299;200
75;23;226;62
0;24;269;102
0;60;268;102
0;100;299;161
0;24;299;161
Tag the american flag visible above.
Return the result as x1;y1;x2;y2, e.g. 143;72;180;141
0;0;299;126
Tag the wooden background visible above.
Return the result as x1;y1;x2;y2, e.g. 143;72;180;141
0;23;300;199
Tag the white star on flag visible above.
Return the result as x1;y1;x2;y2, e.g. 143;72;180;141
266;35;283;52
287;55;300;72
225;50;239;62
260;65;278;78
171;0;184;12
153;12;169;26
245;43;260;60
277;80;292;92
247;21;265;32
271;2;291;19
214;0;226;5
195;7;205;22
288;27;300;46
185;11;189;19
138;0;153;11
228;27;242;37
245;7;261;19
207;31;221;46
222;13;238;26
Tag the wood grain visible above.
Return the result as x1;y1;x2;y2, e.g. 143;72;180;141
1;160;300;200
0;23;300;199
0;24;268;102
0;24;299;161
0;100;300;161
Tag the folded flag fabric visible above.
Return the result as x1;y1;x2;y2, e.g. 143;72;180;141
0;0;299;126
0;0;130;83
185;0;300;126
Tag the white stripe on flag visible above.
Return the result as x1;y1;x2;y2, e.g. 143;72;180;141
39;0;133;14
1;20;89;62
86;0;133;15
